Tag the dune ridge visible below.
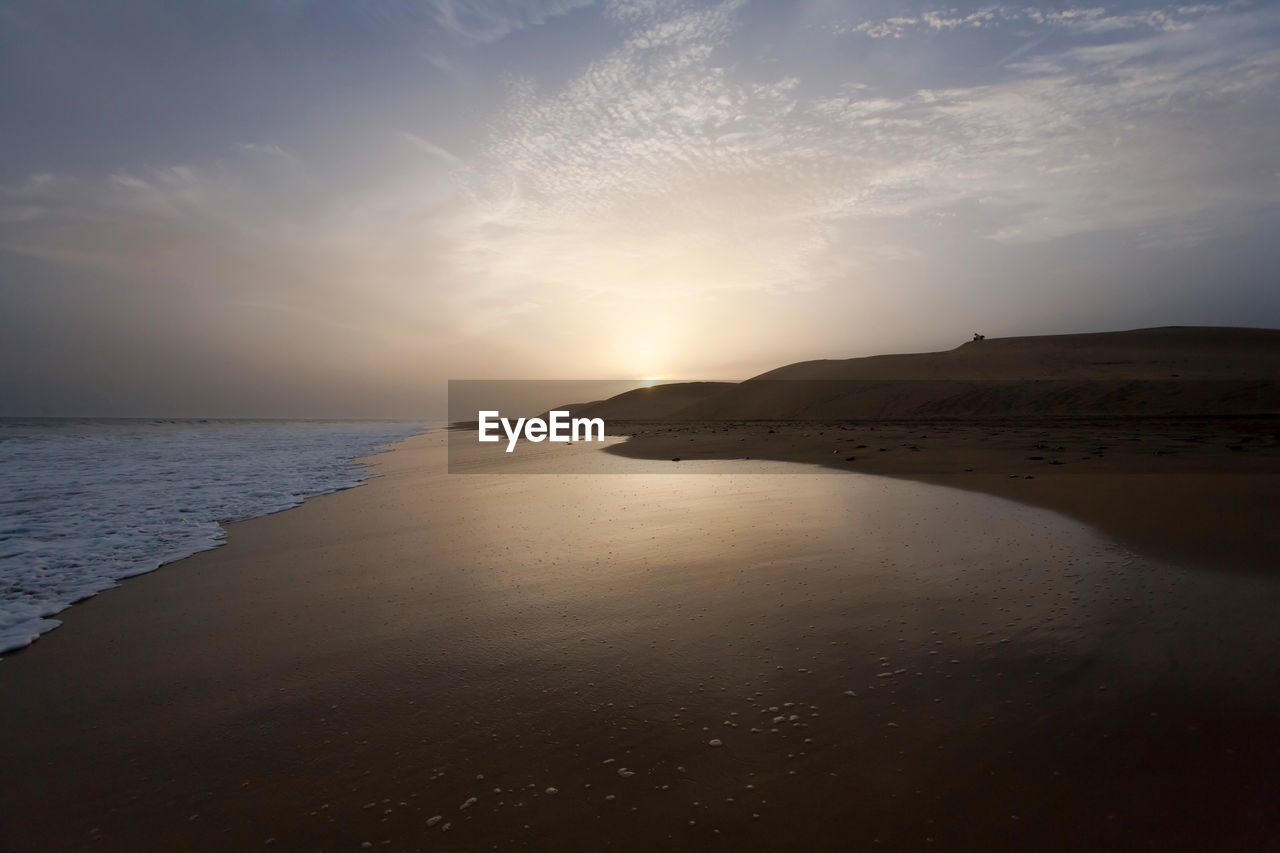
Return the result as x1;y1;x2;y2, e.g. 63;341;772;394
551;381;735;421
570;327;1280;421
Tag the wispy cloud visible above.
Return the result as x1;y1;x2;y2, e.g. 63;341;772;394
442;0;1279;309
833;2;1251;39
363;0;597;73
9;1;1271;294
5;2;1275;290
425;0;596;45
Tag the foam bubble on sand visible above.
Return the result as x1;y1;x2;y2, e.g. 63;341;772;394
0;419;424;654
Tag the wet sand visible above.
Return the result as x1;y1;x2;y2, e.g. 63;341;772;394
2;431;1279;851
606;417;1280;574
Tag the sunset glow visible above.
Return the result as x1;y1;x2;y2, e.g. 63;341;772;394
1;1;1277;417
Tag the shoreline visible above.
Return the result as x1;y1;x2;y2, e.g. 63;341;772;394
2;429;1278;850
603;416;1280;574
0;422;426;657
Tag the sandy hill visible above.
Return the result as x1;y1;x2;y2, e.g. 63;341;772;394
597;327;1280;420
556;382;735;421
752;327;1280;382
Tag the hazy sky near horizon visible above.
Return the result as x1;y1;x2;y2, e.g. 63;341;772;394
2;0;1278;417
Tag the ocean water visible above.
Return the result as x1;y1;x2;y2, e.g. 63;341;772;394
0;419;427;654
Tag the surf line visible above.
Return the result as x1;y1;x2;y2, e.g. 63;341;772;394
478;410;606;453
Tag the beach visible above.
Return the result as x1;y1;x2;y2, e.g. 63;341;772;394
2;428;1279;851
605;416;1280;574
4;0;1278;844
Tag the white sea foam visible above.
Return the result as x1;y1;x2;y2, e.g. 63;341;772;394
0;419;426;654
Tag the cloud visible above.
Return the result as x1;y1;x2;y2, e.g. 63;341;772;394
833;2;1250;39
0;141;464;344
440;0;1279;309
397;132;467;170
441;0;840;300
5;2;1275;296
363;0;597;74
424;0;596;45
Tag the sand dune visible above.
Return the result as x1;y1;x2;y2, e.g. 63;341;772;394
677;377;1279;420
591;327;1280;420
753;326;1280;382
555;381;735;420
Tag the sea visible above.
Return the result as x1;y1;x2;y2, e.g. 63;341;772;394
0;418;428;654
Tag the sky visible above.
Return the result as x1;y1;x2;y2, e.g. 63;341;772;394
1;0;1278;418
